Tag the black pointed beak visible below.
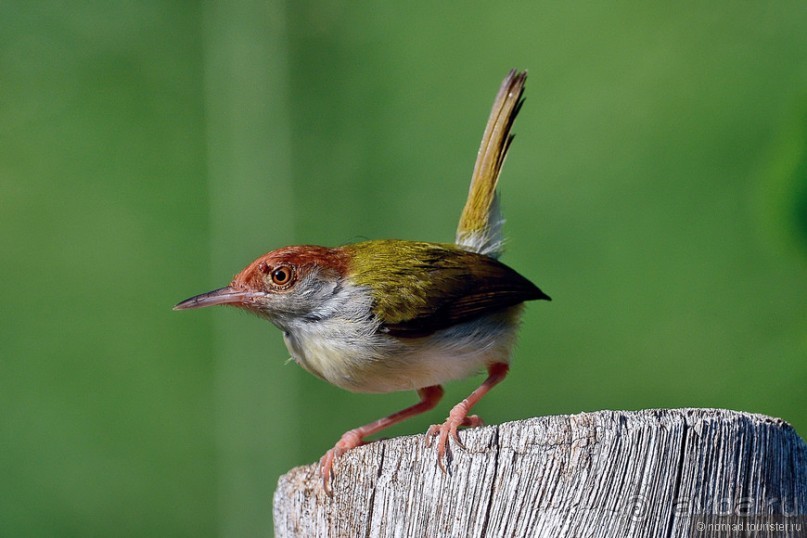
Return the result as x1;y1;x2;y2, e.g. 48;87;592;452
173;286;259;311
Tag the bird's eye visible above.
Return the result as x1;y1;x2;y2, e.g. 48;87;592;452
270;265;294;287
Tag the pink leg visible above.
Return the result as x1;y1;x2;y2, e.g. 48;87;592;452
320;385;444;495
426;362;509;472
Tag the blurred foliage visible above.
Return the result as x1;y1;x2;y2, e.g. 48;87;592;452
1;1;806;536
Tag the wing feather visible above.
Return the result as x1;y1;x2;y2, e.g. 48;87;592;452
342;240;549;338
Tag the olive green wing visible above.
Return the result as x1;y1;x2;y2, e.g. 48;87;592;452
344;240;549;337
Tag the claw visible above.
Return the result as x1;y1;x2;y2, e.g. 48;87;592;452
451;425;466;450
320;445;349;496
426;406;485;474
319;430;363;496
424;425;436;448
431;421;452;473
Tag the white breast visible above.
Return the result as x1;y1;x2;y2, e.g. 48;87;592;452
282;306;523;394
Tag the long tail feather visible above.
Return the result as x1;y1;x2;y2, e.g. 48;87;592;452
456;69;527;259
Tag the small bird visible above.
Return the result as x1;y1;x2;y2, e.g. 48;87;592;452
175;69;550;494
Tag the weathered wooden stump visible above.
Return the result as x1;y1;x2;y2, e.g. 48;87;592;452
274;409;807;537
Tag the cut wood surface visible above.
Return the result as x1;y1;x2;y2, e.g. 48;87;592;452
273;409;807;537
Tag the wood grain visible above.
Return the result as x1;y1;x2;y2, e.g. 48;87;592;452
274;409;807;537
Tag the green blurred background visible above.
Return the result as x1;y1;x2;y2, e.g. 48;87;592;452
2;2;806;536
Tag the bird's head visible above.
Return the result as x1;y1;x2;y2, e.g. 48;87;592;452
174;245;351;325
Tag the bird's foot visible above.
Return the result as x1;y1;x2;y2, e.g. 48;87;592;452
425;400;484;473
319;429;365;496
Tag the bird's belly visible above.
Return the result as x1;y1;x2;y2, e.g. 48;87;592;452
284;310;521;393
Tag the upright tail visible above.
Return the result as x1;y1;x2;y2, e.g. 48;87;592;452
455;69;526;259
